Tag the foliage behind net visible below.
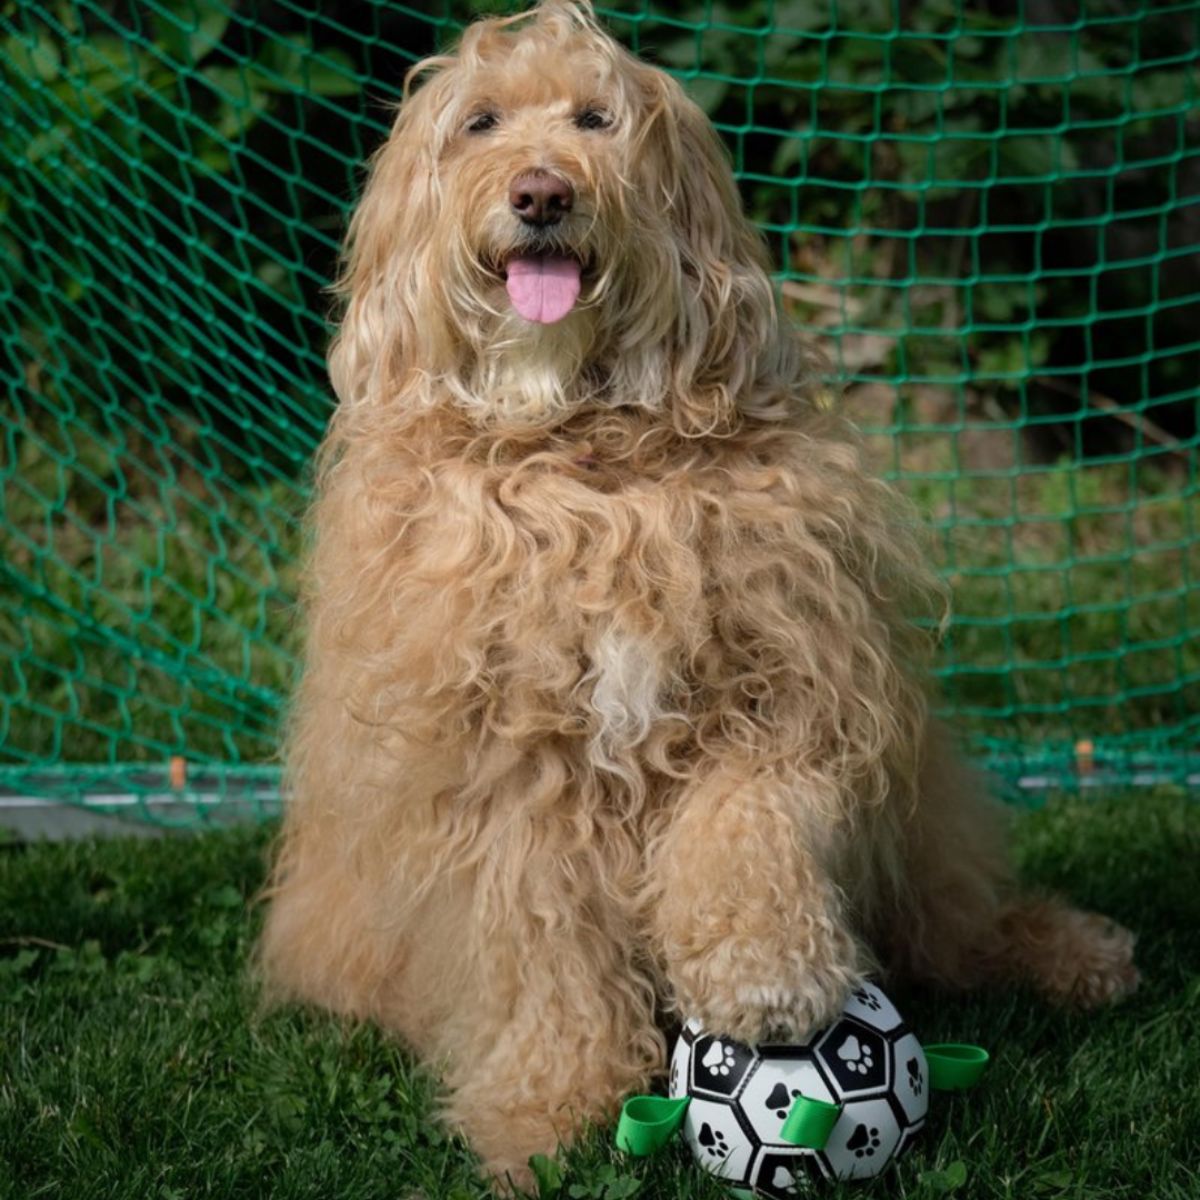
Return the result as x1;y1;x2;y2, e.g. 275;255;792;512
2;0;1198;820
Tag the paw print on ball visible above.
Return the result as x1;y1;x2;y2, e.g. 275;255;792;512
696;1121;730;1160
852;987;883;1012
690;1034;757;1098
764;1081;801;1120
846;1123;882;1159
906;1056;924;1097
815;1019;889;1096
765;1161;802;1196
821;1099;905;1180
845;982;903;1032
838;1034;874;1075
703;1040;738;1076
754;1152;823;1199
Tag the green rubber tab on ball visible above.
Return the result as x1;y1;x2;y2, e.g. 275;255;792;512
615;1095;690;1156
925;1044;990;1091
780;1094;842;1149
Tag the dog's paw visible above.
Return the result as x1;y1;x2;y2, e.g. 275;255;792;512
730;972;857;1044
1001;901;1140;1008
1055;911;1140;1007
488;1160;536;1198
675;941;861;1046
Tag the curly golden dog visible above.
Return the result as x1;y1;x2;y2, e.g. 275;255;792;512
260;2;1137;1187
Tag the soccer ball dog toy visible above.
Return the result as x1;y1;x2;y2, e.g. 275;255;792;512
617;982;987;1197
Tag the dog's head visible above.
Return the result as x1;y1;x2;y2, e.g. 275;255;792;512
331;1;803;432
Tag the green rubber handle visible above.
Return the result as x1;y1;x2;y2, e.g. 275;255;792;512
614;1042;987;1157
615;1095;690;1156
925;1043;990;1091
780;1095;842;1149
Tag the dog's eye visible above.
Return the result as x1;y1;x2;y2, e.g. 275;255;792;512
574;108;611;131
467;111;499;134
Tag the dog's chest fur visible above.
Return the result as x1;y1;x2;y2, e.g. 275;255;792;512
413;434;809;765
583;625;665;761
482;455;701;746
345;414;924;796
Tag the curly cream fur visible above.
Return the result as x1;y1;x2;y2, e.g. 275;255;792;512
259;3;1138;1188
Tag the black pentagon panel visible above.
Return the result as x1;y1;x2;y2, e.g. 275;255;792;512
753;1148;825;1197
813;1017;891;1099
690;1033;759;1099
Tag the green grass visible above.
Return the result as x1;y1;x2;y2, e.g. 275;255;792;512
1;792;1197;1200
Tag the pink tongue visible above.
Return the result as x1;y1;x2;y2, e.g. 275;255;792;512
505;254;581;324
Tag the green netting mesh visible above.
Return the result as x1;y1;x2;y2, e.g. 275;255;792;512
2;0;1199;822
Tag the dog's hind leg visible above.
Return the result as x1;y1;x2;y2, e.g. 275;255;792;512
877;723;1139;1006
258;816;402;1021
257;701;406;1023
257;681;470;1039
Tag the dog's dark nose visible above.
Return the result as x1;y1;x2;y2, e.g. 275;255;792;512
509;170;574;227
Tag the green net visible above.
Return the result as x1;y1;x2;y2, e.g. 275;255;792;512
2;0;1198;822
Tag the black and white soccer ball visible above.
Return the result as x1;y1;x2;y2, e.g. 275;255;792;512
668;983;928;1196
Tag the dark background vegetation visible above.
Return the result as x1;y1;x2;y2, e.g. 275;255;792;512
2;1;1198;778
7;1;1198;456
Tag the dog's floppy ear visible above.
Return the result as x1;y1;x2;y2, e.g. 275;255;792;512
328;61;455;411
641;72;782;432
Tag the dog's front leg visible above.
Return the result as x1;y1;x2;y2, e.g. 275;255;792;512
648;766;867;1046
438;834;664;1192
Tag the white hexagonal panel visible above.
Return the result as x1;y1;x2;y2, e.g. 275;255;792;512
818;1096;903;1180
889;1031;929;1125
738;1050;836;1147
681;1096;758;1188
844;981;904;1034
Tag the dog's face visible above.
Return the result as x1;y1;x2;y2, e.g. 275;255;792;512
331;1;790;431
439;19;641;331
